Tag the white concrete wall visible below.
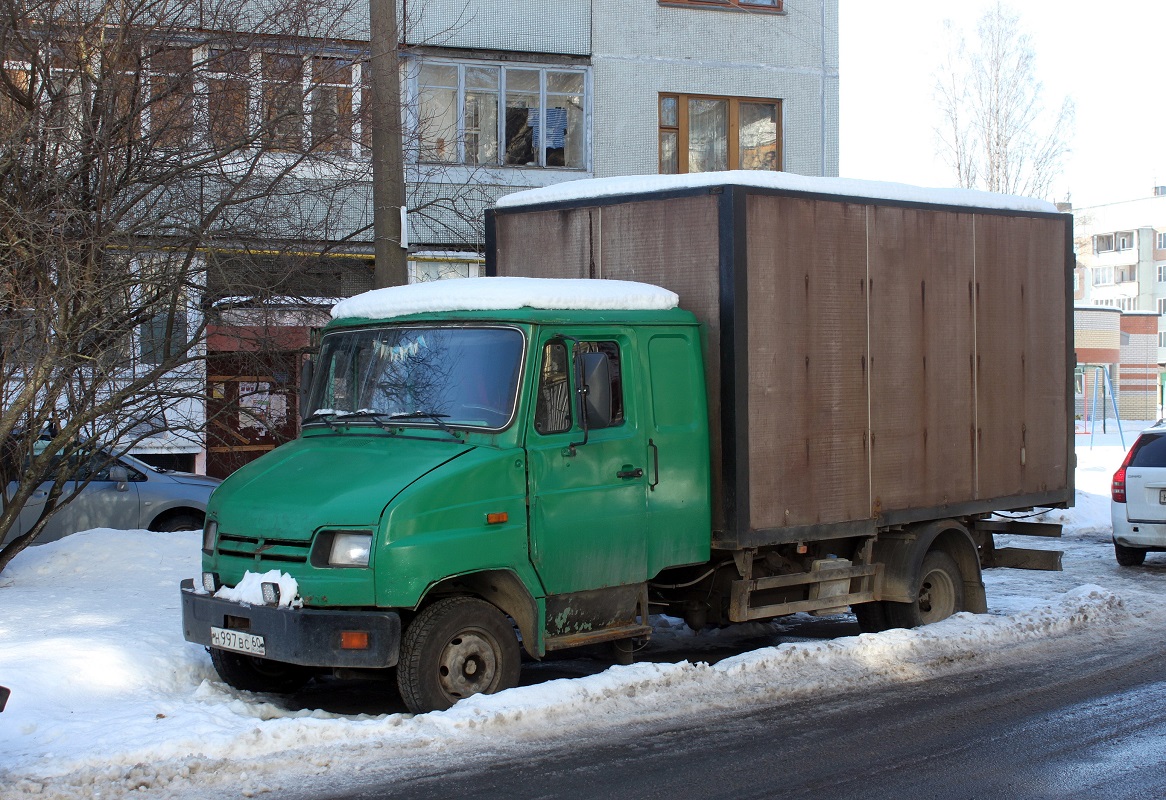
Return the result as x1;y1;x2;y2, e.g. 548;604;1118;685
591;0;839;178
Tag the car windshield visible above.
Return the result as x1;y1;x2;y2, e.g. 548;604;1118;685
305;326;525;430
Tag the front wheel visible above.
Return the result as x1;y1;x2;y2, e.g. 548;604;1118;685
1114;541;1147;567
396;597;521;714
209;648;313;693
885;550;965;629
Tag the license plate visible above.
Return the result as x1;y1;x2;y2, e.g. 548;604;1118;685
1160;489;1166;505
211;627;266;656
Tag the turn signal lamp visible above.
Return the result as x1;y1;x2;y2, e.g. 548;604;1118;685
340;631;370;650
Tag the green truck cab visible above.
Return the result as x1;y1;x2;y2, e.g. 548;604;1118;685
182;283;714;712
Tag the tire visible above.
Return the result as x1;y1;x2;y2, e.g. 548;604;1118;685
153;511;204;532
209;647;313;693
396;596;521;714
885;550;965;629
852;601;892;633
1114;541;1147;567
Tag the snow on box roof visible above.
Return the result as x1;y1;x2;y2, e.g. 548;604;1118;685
495;171;1060;215
331;276;678;320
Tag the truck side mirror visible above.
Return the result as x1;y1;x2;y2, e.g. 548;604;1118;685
580;352;613;430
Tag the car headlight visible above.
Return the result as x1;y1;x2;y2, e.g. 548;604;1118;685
328;531;372;567
202;520;218;554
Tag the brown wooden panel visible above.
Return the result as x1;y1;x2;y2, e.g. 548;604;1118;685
975;215;1069;499
493;208;591;279
745;195;870;530
595;196;724;527
868;206;976;513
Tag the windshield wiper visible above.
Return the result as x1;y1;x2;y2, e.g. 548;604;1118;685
303;410;340;432
388;411;455;435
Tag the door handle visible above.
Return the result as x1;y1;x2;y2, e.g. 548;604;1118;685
617;467;643;479
648;439;659;491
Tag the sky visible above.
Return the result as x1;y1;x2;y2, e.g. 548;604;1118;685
0;426;1160;799
839;0;1166;208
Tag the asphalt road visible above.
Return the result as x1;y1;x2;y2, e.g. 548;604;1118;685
317;628;1166;800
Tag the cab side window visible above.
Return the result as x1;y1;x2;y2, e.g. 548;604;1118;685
534;342;571;435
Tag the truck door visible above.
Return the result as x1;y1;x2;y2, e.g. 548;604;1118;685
644;331;712;574
525;332;649;594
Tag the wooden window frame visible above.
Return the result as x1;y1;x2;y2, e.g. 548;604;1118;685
660;0;784;12
658;92;782;174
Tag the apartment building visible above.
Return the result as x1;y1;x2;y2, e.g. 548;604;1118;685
1073;188;1166;419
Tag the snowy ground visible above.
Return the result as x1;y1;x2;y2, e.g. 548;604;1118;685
1;424;1163;799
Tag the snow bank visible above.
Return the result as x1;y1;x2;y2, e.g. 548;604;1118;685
494;171;1060;214
331;277;679;321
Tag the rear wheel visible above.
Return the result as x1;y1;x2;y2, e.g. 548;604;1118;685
885;550;965;629
209;648;313;693
396;597;521;714
1114;541;1147;567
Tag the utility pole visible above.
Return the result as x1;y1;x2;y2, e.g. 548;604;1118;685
369;0;407;288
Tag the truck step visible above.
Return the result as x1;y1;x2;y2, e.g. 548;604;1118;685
544;623;652;652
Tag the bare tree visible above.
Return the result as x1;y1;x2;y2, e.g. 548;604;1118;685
934;2;1074;199
0;0;380;570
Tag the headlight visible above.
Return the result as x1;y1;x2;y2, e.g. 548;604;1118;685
328;531;372;567
202;520;218;554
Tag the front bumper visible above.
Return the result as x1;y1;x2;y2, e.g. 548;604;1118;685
180;580;401;668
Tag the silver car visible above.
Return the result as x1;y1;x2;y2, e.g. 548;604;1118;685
1111;420;1166;565
2;453;220;546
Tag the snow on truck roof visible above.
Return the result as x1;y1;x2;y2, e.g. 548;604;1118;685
494;171;1060;215
330;277;678;321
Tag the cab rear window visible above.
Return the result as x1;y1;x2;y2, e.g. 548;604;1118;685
1130;433;1166;467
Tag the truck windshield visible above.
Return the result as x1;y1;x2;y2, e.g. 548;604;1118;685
306;326;525;430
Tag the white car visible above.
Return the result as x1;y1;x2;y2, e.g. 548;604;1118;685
2;453;220;546
1111;420;1166;566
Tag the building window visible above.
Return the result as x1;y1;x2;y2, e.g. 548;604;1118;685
658;93;781;174
1092;266;1114;286
1094;234;1115;254
149;47;194;149
207;48;250;149
1158;264;1166;282
412;60;587;169
407;254;483;283
661;0;784;10
1117;232;1134;250
261;53;304;151
310;57;354;153
1159;298;1166;316
1159;332;1166;348
1158;232;1166;250
139;312;188;365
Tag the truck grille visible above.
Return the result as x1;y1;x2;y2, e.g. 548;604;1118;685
217;533;312;564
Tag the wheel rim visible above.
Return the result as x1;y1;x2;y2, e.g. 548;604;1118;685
437;628;501;701
917;567;957;624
